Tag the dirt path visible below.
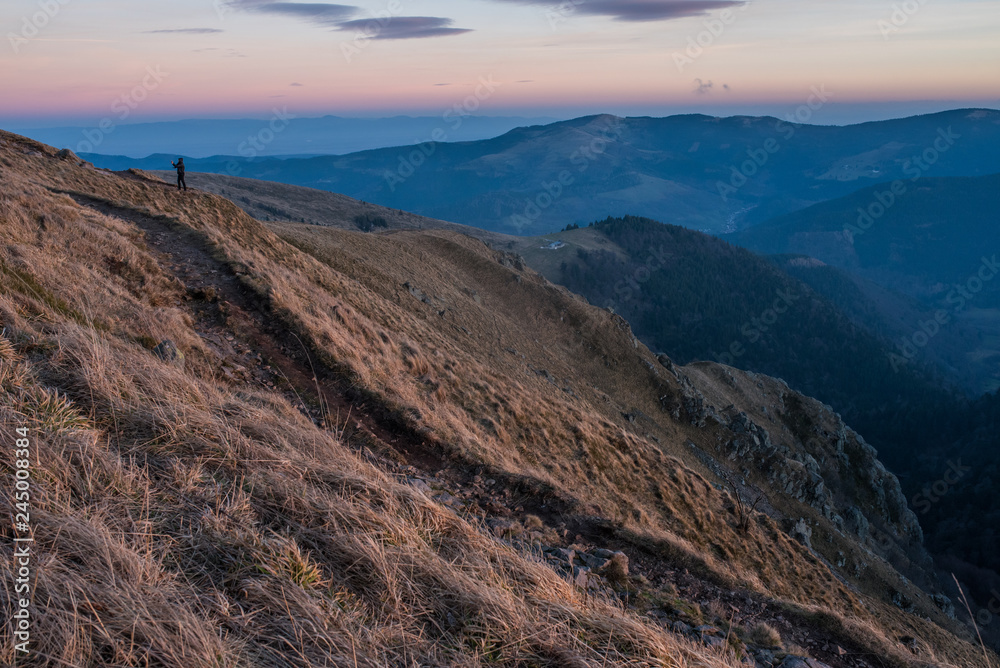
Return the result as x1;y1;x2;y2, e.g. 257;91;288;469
65;191;902;668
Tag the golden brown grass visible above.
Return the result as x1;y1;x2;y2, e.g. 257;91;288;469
0;131;758;667
0;129;991;667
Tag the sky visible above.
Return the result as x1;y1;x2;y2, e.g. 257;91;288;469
1;0;999;127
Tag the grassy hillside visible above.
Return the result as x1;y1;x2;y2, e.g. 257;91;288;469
516;216;966;466
0;131;992;667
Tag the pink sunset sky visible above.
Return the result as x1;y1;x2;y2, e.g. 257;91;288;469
2;0;998;125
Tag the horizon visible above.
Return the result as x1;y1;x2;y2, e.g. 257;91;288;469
6;101;1000;132
3;0;999;133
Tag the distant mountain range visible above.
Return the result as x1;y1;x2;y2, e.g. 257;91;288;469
17;115;558;159
124;159;1000;647
83;108;1000;235
730;172;1000;393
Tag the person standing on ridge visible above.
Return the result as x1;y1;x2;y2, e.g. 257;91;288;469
171;158;187;191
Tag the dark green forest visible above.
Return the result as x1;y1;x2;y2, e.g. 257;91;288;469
558;215;999;576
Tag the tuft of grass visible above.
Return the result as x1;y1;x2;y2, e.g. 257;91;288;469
22;387;89;432
748;622;781;648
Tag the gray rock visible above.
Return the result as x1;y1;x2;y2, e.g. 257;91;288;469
577;552;608;570
844;506;869;541
406;477;433;496
152;339;184;368
791;518;812;549
777;658;832;668
546;547;575;565
931;593;956;619
753;649;775;666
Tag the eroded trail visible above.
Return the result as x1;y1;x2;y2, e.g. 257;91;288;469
67;193;430;462
65;190;893;668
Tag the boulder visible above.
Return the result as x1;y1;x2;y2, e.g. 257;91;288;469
152;339;184;368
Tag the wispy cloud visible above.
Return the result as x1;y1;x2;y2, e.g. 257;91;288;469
228;1;357;27
228;2;471;39
144;28;225;34
337;16;472;39
496;0;743;22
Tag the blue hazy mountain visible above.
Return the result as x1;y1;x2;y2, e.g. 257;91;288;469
81;108;1000;236
16;115;558;159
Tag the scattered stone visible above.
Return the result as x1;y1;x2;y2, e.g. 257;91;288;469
890;589;914;612
777;657;832;668
152;339;184;368
790;518;812;549
577;552;608;569
754;649;776;666
406;477;433;496
931;593;956;619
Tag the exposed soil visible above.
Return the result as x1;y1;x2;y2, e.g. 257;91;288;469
65;188;917;668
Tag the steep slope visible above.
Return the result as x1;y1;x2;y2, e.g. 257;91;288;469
730;173;1000;306
83;109;1000;235
769;254;992;394
510;216;965;463
0;132;991;667
731;173;1000;395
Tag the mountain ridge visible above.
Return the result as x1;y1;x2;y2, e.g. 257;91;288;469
1;129;992;666
81;108;1000;236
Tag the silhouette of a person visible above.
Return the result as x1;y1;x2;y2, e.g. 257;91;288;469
171;158;187;191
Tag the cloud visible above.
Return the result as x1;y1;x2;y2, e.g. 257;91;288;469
228;1;357;26
496;0;743;22
290;82;304;86
228;2;471;39
337;16;472;39
144;28;225;34
694;78;713;94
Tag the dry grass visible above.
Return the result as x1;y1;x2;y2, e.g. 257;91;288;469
0;132;758;667
0;129;991;667
748;623;781;649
